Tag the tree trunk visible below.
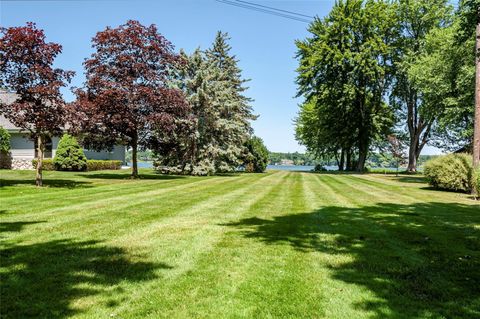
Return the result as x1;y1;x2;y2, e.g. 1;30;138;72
473;20;480;169
407;140;418;172
346;149;352;171
357;131;369;172
339;149;345;171
357;149;367;172
36;135;43;187
131;135;139;178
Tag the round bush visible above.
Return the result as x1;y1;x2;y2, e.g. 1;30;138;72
53;134;87;171
424;153;473;192
243;136;269;173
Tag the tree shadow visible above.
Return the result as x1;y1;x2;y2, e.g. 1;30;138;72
394;176;428;184
0;239;170;318
0;220;45;233
0;179;92;189
79;172;184;180
224;202;480;318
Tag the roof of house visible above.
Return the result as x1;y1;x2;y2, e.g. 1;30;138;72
0;90;20;131
0;115;20;130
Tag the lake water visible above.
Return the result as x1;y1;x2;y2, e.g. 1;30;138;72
127;162;341;172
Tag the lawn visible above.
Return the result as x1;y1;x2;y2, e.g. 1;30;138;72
1;169;479;318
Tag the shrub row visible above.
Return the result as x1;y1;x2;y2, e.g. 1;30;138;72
33;159;122;171
86;160;122;171
423;153;473;193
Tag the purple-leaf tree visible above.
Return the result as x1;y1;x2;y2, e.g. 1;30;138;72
0;23;74;186
72;20;192;178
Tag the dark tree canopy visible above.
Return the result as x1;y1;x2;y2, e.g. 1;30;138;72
72;20;192;178
0;22;74;186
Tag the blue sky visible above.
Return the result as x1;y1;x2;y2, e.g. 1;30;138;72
1;0;442;154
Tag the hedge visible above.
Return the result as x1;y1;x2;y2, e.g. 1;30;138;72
86;160;122;171
32;159;55;171
424;153;473;192
33;159;122;171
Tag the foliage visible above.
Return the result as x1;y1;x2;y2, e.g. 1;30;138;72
296;0;396;171
407;19;475;152
391;0;452;171
473;167;480;197
424;153;473;192
53;134;87;171
312;164;327;172
386;135;407;175
32;159;54;171
242;136;269;173
86;160;122;171
0;126;10;153
0;22;74;186
155;32;256;175
33;159;121;171
71;20;192;178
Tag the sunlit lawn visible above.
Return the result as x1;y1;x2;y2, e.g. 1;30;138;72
1;169;479;318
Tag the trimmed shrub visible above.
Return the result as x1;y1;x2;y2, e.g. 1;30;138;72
0;126;10;153
86;160;122;171
53;134;87;171
242;136;269;173
32;159;55;171
33;159;122;171
424;153;473;192
0;126;11;169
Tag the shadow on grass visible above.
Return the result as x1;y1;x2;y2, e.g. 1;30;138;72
79;172;184;180
394;176;428;184
0;179;92;189
0;239;170;318
224;202;480;319
0;220;45;233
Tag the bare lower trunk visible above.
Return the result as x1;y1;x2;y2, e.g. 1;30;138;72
357;151;367;172
407;142;418;172
346;149;352;171
131;136;139;178
357;132;368;172
338;149;345;171
36;135;43;187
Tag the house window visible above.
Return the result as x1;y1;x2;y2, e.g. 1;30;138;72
34;136;53;159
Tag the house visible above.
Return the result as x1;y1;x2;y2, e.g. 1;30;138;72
0;91;126;169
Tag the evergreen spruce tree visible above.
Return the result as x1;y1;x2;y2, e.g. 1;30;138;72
158;32;256;175
205;31;257;173
53;134;87;171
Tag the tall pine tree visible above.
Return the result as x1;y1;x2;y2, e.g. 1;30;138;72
155;32;256;175
205;31;256;172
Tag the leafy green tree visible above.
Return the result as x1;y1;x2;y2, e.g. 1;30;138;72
242;136;269;173
390;0;452;171
296;0;396;171
407;20;475;152
53;134;87;171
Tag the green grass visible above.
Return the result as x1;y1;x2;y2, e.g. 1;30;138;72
1;169;479;318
